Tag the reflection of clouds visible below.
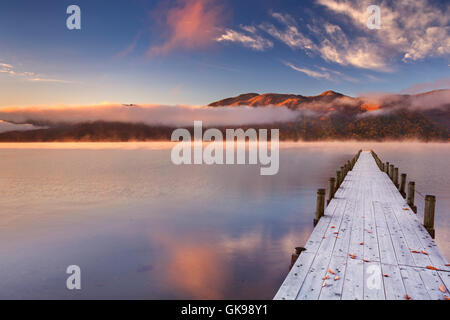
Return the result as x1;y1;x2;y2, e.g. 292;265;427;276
220;228;263;253
279;227;313;256
167;244;227;299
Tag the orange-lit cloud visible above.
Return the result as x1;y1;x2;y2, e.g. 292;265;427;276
147;0;226;56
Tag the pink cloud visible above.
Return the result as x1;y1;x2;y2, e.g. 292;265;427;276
147;0;226;56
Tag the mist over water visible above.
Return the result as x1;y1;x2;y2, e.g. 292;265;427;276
0;142;448;299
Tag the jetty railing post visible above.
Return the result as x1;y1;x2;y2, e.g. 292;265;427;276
407;181;417;213
289;247;306;270
400;173;407;198
314;189;325;226
347;160;352;173
394;167;399;188
336;171;341;189
328;178;335;205
382;163;385;172
389;164;394;180
424;195;436;239
340;166;345;183
385;162;390;174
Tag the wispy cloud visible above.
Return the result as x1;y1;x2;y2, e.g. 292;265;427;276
216;26;273;51
0;61;74;83
216;0;450;71
400;77;450;94
283;62;332;80
317;0;450;63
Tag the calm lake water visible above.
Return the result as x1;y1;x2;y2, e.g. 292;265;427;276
0;142;448;299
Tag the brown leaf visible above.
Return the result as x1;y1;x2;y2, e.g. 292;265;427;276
403;208;409;211
426;266;440;271
322;281;327;288
405;294;412;300
334;276;340;281
421;250;428;255
349;253;356;259
439;285;446;293
322;275;330;280
363;259;370;263
383;273;389;277
445;264;450;267
331;226;335;229
411;250;420;253
360;242;364;245
328;268;335;275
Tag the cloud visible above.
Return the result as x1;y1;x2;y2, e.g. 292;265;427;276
147;0;226;56
0;103;302;127
400;78;450;94
0;61;73;83
317;0;450;63
216;1;449;71
284;62;332;80
0;120;46;133
216;26;273;51
260;13;317;52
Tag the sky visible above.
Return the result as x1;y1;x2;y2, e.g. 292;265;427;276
0;0;449;107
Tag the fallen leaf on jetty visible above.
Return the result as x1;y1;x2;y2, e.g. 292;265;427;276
439;285;446;293
411;250;420;253
426;266;440;271
421;250;428;255
322;275;330;280
322;282;326;288
405;294;412;300
445;264;450;267
349;253;356;259
331;226;335;229
383;273;389;277
334;276;340;281
328;268;335;275
403;208;409;211
333;232;339;234
363;259;370;263
360;242;364;245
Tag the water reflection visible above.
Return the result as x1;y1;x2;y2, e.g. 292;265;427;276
0;142;448;299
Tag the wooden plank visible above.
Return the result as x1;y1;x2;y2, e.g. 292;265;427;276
418;268;448;300
380;203;416;267
399;266;431;300
318;255;347;300
373;202;397;265
296;254;331;300
332;199;356;257
274;252;315;300
381;263;407;300
341;257;364;300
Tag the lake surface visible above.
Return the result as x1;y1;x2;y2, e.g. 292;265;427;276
0;142;448;299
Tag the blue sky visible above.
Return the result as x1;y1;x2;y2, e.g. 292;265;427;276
0;0;449;106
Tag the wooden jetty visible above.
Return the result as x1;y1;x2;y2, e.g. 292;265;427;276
275;150;449;300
